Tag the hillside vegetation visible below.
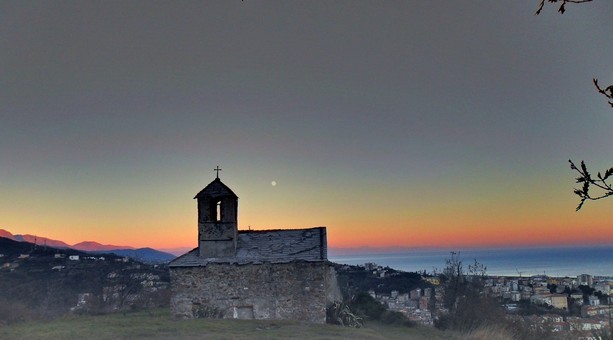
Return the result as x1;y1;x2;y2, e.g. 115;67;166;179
0;309;458;340
0;238;169;321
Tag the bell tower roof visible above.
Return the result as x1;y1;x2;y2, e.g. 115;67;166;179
194;177;238;199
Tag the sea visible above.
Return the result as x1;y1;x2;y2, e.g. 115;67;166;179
328;245;613;278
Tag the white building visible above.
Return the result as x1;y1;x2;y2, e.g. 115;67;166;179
594;282;610;295
588;295;600;306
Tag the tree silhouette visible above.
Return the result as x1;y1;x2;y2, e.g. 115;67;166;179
536;0;593;15
536;0;613;210
569;160;613;211
593;79;613;108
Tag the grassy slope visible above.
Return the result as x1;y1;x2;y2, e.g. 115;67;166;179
0;309;458;340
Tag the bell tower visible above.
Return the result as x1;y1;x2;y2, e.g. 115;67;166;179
194;167;238;258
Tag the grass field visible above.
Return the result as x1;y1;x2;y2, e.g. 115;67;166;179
0;309;459;339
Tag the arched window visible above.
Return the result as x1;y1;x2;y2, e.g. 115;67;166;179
216;201;222;222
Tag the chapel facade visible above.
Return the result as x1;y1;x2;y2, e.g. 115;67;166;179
169;173;340;323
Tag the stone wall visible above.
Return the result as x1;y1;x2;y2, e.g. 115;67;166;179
170;262;340;324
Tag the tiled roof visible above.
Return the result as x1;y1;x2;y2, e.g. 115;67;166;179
169;227;327;267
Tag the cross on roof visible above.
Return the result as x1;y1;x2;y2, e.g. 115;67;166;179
214;166;222;179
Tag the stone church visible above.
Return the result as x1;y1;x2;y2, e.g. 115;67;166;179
169;174;340;323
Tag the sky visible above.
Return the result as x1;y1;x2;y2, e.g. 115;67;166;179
1;1;612;251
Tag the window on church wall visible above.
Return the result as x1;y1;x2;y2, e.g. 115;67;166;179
216;201;222;222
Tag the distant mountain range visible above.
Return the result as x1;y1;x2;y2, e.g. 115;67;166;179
0;228;176;263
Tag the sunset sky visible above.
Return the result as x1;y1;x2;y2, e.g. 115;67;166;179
1;1;612;251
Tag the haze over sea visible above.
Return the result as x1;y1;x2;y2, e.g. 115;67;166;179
329;246;613;278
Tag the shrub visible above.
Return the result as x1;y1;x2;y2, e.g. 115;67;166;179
349;292;386;320
346;292;414;327
326;301;363;328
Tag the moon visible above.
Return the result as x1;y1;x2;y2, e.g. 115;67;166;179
271;181;277;187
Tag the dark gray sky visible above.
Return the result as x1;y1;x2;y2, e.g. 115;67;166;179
1;1;612;248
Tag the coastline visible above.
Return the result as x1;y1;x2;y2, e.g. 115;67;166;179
329;245;613;277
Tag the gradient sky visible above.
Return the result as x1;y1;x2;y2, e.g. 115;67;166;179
1;1;612;250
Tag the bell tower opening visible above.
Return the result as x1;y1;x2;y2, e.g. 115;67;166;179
216;201;222;222
209;200;223;222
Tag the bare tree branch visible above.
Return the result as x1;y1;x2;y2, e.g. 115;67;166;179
535;0;593;15
594;78;613;108
569;160;613;210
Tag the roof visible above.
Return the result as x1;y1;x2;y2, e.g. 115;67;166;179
169;227;327;267
194;178;238;199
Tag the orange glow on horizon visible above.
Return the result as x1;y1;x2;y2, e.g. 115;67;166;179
6;218;613;251
4;172;613;251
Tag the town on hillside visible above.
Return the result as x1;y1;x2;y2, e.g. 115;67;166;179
337;261;613;336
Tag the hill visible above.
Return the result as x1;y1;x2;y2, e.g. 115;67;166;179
72;241;134;251
0;237;85;258
0;309;457;340
0;228;14;239
0;228;175;263
13;234;73;248
0;237;170;322
0;228;133;251
159;246;194;257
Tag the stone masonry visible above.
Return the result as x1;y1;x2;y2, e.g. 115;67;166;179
171;262;338;323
